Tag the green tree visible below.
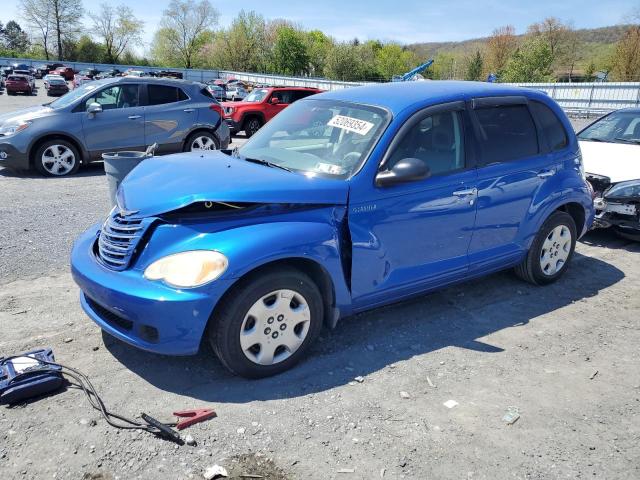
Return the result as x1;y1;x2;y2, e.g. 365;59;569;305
376;43;419;80
324;42;362;81
72;34;105;62
51;0;84;60
2;20;30;52
465;50;484;81
20;0;53;59
157;0;219;68
209;10;269;72
305;30;331;77
502;37;554;83
611;25;640;81
272;26;309;75
91;3;144;64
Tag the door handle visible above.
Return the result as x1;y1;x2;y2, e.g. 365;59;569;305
452;188;477;197
128;115;141;120
537;169;556;178
183;108;195;113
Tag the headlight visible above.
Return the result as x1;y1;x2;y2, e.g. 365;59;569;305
144;250;228;288
0;121;31;136
225;107;234;115
605;179;640;200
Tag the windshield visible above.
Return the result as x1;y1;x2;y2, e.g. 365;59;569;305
578;111;640;144
48;82;100;109
244;88;269;103
239;99;390;179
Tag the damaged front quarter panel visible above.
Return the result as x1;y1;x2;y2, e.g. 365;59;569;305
135;201;354;325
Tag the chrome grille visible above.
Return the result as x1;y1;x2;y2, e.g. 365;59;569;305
97;212;150;270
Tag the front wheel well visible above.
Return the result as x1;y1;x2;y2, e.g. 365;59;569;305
555;202;586;235
209;258;336;332
29;134;84;167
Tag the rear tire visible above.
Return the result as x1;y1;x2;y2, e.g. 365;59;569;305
185;131;219;152
208;268;324;378
515;211;577;285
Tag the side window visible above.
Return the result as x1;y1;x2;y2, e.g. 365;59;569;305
474;104;538;164
291;90;315;102
147;85;188;105
386;111;465;176
530;101;568;151
85;85;139;111
274;90;295;104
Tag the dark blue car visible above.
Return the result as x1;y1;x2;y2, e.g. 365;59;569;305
71;81;594;378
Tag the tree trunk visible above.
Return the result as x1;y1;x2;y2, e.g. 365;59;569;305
55;1;62;60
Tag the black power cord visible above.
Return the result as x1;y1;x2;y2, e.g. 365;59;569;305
1;355;184;444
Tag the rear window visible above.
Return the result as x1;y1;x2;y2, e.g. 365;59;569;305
475;104;539;164
201;87;215;99
530;101;568;151
147;85;189;105
8;76;25;81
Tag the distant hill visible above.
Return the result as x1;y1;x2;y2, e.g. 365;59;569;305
407;24;630;59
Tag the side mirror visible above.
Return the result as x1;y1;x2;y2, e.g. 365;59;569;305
87;102;102;115
270;97;280;105
375;158;430;187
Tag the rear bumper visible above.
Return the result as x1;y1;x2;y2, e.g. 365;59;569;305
71;224;233;356
0;142;30;170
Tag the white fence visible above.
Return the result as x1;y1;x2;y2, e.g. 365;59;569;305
3;56;640;115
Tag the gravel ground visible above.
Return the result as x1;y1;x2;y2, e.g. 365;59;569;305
1;83;639;480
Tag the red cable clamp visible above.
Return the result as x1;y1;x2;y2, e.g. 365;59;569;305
173;408;216;430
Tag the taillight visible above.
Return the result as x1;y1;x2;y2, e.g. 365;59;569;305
209;103;223;116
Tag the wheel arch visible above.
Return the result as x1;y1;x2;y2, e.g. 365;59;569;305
241;111;266;128
555;202;586;237
29;133;87;167
208;257;339;337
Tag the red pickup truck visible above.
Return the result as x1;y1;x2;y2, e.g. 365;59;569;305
222;86;323;137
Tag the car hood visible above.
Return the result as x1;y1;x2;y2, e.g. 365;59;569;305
118;151;349;217
0;105;53;125
580;140;640;183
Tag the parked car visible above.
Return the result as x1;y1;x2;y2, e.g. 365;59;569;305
52;66;75;81
223;86;323;137
5;75;34;95
43;74;64;88
12;69;36;91
45;76;70;96
95;69;122;79
73;70;97;89
125;70;147;77
35;63;65;79
0;77;229;176
70;81;594;378
225;84;248;101
205;84;226;102
578;108;640;240
152;70;183;79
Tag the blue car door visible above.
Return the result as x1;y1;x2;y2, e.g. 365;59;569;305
79;83;145;159
349;102;478;308
466;96;561;272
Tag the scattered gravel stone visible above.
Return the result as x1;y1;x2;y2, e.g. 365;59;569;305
184;435;197;446
354;376;365;383
399;391;411;399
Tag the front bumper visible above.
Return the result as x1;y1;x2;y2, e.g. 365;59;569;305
593;197;639;231
0;142;30;170
71;224;233;355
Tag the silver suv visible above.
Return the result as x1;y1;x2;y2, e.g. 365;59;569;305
0;77;230;176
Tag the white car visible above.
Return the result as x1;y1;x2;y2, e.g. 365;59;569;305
43;74;65;89
578;108;640;240
225;84;247;101
125;70;146;77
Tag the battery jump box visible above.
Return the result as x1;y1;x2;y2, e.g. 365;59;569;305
0;348;64;405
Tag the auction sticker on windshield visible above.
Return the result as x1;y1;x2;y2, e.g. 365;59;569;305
328;115;374;135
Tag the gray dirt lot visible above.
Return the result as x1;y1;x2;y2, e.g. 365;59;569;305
1;83;639;480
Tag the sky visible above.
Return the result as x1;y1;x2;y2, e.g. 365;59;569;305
1;0;637;53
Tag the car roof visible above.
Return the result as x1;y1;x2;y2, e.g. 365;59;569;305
315;80;547;115
88;76;204;88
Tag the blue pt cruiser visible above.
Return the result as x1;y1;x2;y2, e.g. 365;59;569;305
71;82;594;378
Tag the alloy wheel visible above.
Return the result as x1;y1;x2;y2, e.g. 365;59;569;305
540;225;572;276
41;144;76;176
190;136;216;151
239;289;311;366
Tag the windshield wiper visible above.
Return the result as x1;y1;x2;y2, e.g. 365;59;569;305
613;137;640;145
244;157;293;173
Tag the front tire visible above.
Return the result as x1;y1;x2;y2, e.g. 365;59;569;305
243;116;263;137
34;140;81;177
209;268;324;378
515;211;577;285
